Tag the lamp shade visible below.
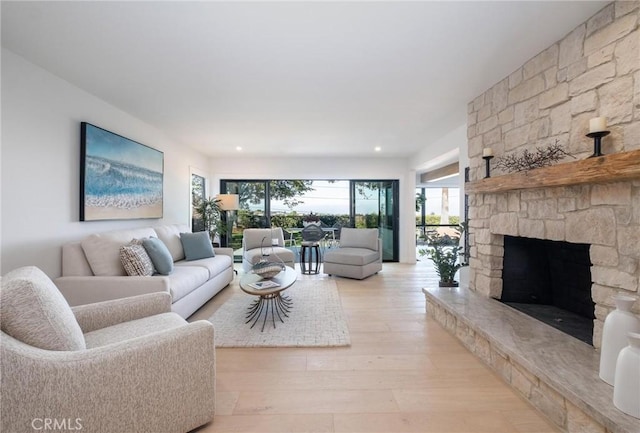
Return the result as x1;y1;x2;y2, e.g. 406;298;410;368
216;194;239;211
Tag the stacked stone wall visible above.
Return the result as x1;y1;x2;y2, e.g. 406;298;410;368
466;2;640;348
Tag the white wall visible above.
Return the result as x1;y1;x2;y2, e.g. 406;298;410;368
410;123;468;231
1;49;209;277
410;124;466;173
210;157;418;263
1;47;461;275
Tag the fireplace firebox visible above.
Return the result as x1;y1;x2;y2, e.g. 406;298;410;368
500;236;594;345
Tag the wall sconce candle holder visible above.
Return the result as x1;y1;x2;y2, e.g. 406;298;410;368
586;130;609;158
482;155;494;178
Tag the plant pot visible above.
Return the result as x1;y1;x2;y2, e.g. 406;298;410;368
439;280;459;287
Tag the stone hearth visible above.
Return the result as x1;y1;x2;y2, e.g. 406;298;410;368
424;286;639;433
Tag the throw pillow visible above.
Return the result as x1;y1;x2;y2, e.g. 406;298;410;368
0;266;86;351
180;232;215;261
120;241;154;276
142;237;174;275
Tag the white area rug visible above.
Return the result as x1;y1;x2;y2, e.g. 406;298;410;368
208;279;350;347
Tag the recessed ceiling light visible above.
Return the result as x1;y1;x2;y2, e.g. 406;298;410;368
236;146;242;151
374;146;382;152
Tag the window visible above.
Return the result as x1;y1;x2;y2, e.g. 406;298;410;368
416;187;460;242
221;179;399;262
191;173;206;232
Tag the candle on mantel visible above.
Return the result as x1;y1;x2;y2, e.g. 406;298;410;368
482;147;494;157
589;117;608;133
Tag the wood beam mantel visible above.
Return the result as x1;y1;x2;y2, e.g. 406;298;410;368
465;149;640;194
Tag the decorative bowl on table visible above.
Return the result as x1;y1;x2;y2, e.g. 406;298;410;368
252;260;285;279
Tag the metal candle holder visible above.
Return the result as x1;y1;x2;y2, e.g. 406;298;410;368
586;130;609;157
482;155;494;178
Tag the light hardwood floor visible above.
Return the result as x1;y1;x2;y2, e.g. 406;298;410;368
189;261;560;433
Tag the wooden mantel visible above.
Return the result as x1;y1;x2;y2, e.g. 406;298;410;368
465;148;640;194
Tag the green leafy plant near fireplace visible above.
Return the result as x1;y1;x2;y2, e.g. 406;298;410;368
418;224;465;287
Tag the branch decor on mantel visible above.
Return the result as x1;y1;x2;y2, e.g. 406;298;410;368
465;148;640;195
494;141;574;173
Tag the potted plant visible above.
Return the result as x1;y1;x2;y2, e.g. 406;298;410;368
418;225;464;287
302;212;321;227
193;197;223;243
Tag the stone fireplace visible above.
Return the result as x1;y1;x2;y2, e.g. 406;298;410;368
464;1;639;349
424;4;639;432
467;175;639;349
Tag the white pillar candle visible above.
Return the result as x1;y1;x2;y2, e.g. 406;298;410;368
589;117;607;133
482;147;493;157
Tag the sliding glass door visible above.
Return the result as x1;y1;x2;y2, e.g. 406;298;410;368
221;179;399;262
353;180;398;261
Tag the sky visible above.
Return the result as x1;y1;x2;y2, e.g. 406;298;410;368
269;180;460;216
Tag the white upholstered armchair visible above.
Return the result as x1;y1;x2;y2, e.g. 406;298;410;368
241;228;296;272
1;266;216;433
323;228;382;279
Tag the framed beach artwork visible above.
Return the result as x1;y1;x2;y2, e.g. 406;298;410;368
80;122;164;221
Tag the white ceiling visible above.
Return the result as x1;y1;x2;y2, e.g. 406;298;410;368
1;1;607;159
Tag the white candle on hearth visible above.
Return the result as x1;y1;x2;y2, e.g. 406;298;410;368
589;117;607;133
482;147;493;157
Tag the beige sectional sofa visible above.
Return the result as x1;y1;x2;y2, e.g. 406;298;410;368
55;224;234;318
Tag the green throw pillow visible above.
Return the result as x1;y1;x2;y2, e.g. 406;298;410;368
180;232;215;261
142;237;174;275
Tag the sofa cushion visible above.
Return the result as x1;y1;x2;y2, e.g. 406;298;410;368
154;224;191;262
175;255;232;279
120;242;154;276
180;232;215;261
324;247;380;266
81;227;158;276
142;237;174;275
339;228;379;251
166;266;209;302
0;266;86;351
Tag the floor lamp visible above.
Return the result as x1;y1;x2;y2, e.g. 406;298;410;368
216;193;239;248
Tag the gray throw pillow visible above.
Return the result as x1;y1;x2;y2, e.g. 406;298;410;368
180;232;215;261
0;266;86;351
142;237;174;275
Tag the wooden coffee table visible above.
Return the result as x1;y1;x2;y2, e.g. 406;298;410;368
239;267;297;331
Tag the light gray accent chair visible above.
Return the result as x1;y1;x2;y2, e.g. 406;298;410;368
1;266;216;433
323;228;382;280
241;228;296;272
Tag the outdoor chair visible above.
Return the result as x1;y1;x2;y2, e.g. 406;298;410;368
281;227;298;250
330;222;344;248
300;224;326;274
